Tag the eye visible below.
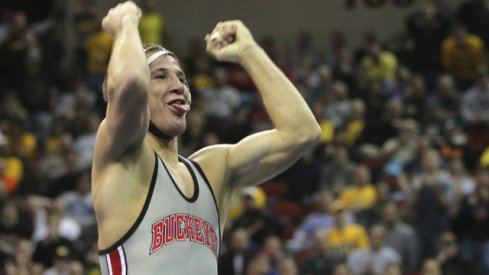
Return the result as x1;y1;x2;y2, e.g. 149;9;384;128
179;76;188;85
155;74;167;80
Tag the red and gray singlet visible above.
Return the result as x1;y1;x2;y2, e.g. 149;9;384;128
99;154;221;275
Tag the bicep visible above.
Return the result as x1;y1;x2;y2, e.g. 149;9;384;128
227;129;307;188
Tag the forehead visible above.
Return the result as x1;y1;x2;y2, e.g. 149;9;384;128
148;54;183;72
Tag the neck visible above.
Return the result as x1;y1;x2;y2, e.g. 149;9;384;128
147;131;179;162
149;121;173;140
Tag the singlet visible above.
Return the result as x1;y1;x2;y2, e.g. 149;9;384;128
99;154;221;275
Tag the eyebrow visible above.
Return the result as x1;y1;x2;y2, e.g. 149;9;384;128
151;67;187;80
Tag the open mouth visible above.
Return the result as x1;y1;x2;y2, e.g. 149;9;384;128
167;99;191;115
169;98;186;105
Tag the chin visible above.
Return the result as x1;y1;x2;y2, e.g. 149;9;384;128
169;125;187;137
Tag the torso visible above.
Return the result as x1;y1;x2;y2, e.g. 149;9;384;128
94;141;222;274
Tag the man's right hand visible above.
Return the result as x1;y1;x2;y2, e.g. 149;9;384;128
102;1;142;36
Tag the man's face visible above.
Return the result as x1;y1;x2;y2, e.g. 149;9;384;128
147;55;191;138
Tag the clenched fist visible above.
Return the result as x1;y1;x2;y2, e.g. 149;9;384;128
205;20;259;64
102;1;141;35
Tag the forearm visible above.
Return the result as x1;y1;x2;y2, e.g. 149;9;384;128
106;16;149;101
240;46;320;141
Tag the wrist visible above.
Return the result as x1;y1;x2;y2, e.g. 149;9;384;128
239;43;265;68
114;15;140;37
121;14;140;29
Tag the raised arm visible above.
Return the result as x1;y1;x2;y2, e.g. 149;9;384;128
204;21;321;188
95;2;150;164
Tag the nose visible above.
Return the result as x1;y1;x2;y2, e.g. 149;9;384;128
168;74;185;95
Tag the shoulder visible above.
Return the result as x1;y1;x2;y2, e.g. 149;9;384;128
189;144;232;174
380;246;401;259
349;224;368;234
188;144;234;200
348;248;368;260
398;223;416;235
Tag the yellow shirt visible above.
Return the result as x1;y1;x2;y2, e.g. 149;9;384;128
326;224;369;257
345;119;365;146
192;74;214;90
85;31;114;74
480;146;489;167
361;51;398;81
5;156;23;184
340;184;377;210
139;12;165;45
319;119;334;144
441;34;486;79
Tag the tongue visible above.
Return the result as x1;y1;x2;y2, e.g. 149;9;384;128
170;103;191;115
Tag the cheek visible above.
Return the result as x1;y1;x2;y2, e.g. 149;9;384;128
148;96;164;117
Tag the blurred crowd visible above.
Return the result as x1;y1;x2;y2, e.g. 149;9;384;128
1;0;489;274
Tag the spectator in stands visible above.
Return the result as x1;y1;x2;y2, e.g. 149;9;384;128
324;81;352;129
42;244;76;275
218;228;253;275
139;0;165;45
73;113;99;170
332;261;351;275
356;80;395;152
199;66;242;128
287;190;354;253
441;23;486;90
246;253;275;275
332;46;356;92
32;211;74;269
83;18;113;100
299;232;342;275
323;200;369;259
288;30;322;71
429;74;460;121
319;145;356;194
460;68;489;130
342;99;366;148
404;75;428;121
456;0;489;51
231;188;280;248
339;164;377;217
405;2;451;88
306;64;334;105
260;235;285;270
410;149;452;263
17;31;52;146
436;231;474;275
456;168;489;275
276;257;299;275
382;118;419;178
0;133;23;195
438;120;468;166
420;258;442;275
346;224;401;275
281;147;322;202
58;171;95;229
360;42;398;83
382;202;419;273
0;199;34;263
0;10;38;91
73;0;98;73
445;158;475;216
355;181;393;229
383;262;403;275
